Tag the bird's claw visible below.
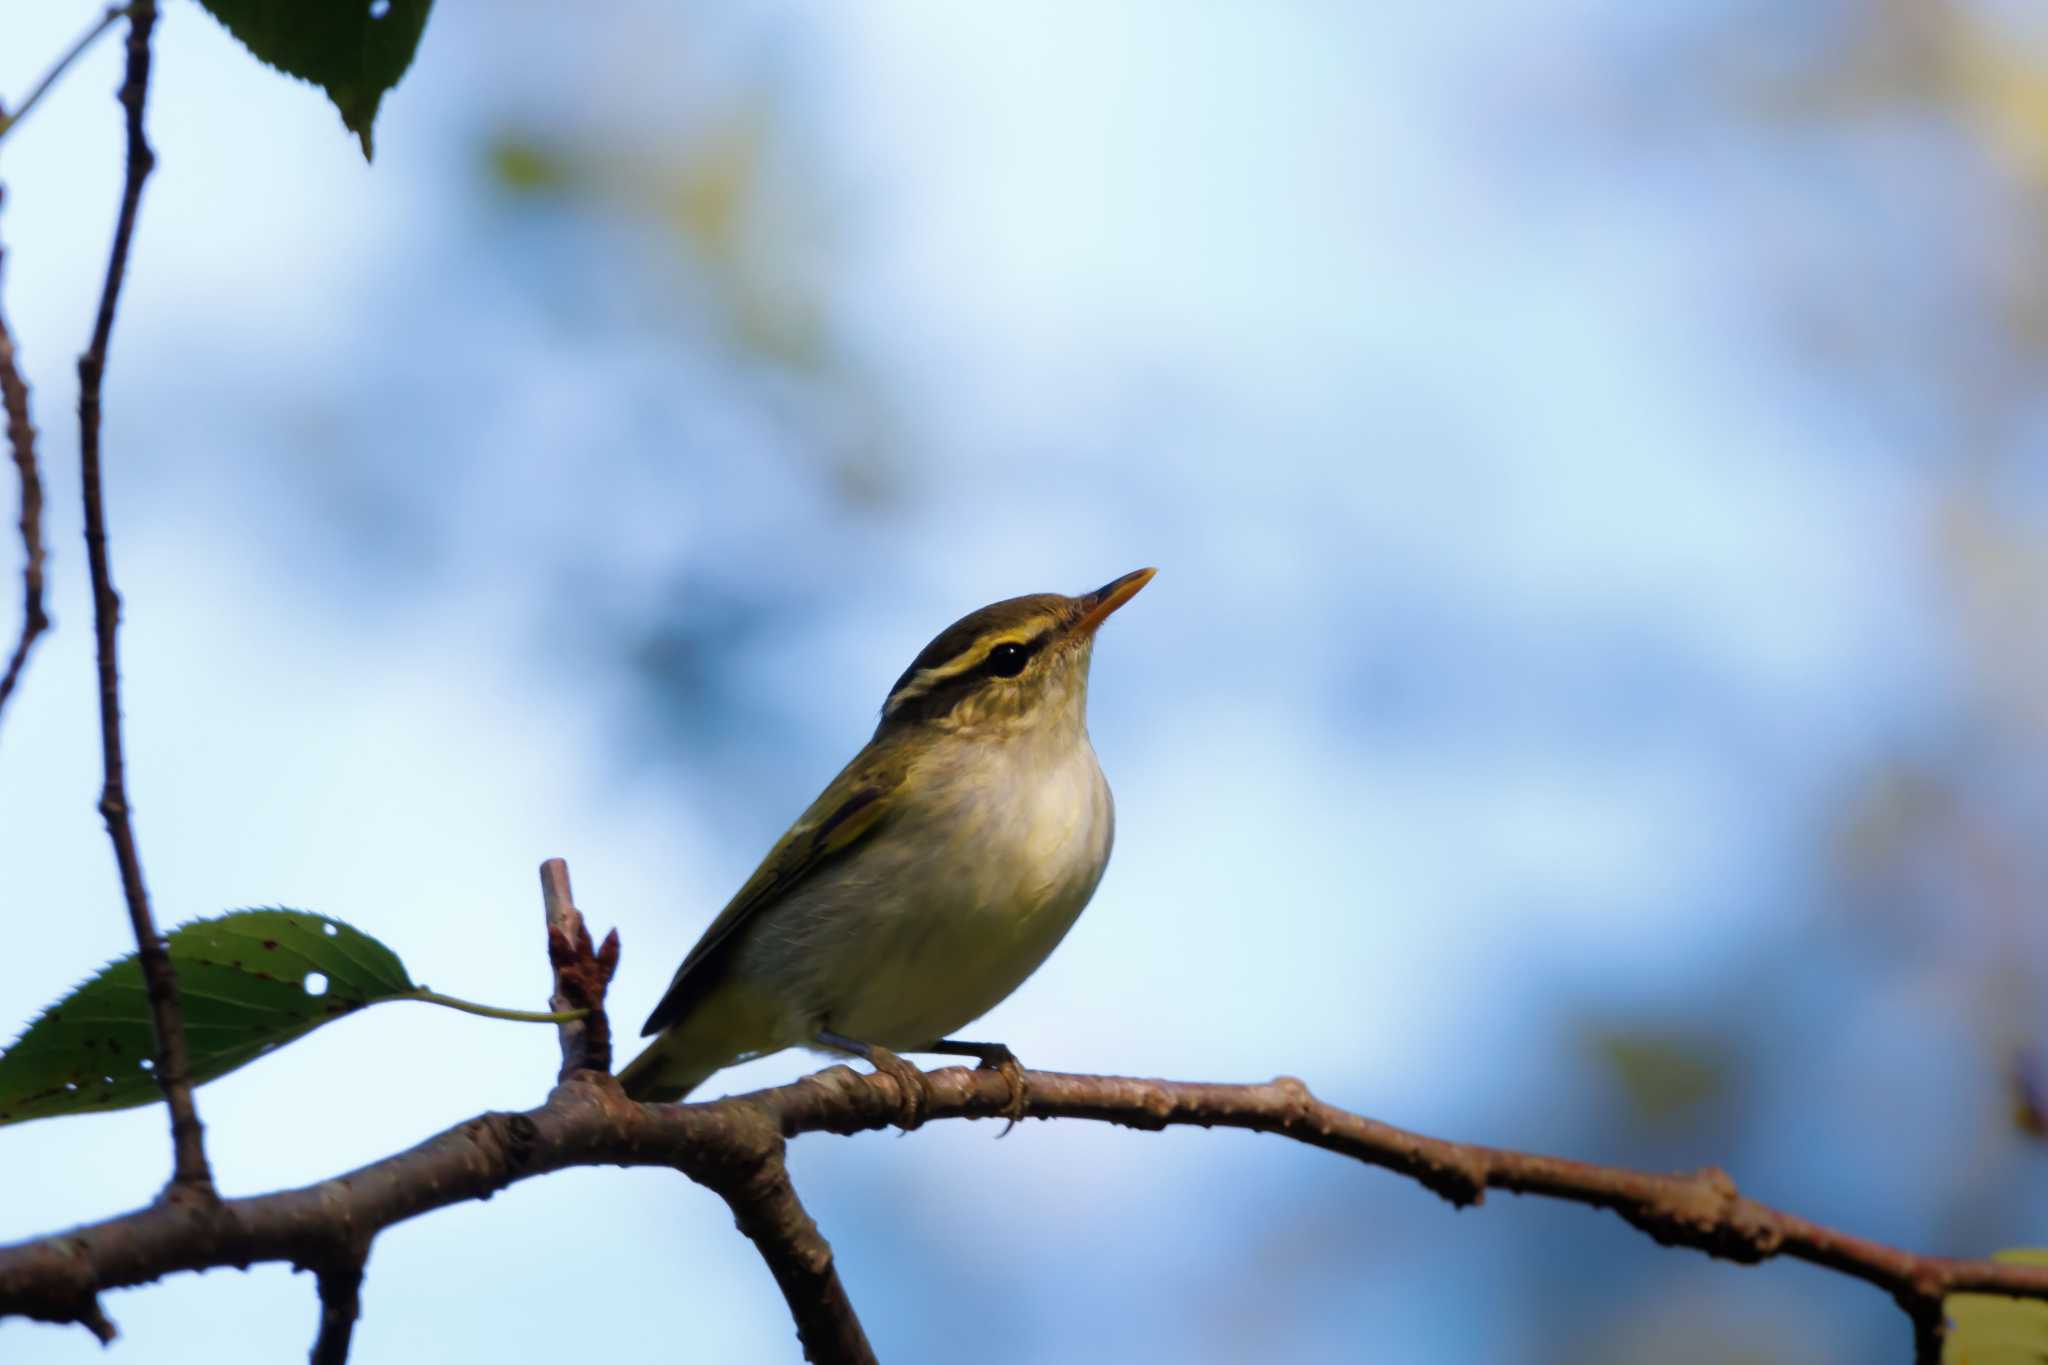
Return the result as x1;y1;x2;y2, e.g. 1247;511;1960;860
975;1046;1029;1136
865;1045;932;1132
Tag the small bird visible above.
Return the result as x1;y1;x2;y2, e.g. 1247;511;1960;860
618;568;1155;1123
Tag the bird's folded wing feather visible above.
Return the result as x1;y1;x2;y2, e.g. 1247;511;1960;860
639;743;907;1036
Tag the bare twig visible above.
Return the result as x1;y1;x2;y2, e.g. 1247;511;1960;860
0;4;129;146
308;1261;364;1365
538;857;619;1078
0;1065;2037;1355
74;0;211;1195
0;218;46;724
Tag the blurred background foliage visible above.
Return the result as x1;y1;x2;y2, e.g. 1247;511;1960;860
4;1;2048;1362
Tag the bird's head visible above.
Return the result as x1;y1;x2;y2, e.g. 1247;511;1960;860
877;568;1155;740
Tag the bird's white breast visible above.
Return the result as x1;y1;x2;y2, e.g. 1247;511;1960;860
762;727;1116;1049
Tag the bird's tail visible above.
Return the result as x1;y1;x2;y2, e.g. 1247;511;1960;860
616;1031;724;1103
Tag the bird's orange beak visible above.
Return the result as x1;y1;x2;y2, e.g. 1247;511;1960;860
1071;567;1157;638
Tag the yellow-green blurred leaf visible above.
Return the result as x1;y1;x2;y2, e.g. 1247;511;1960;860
1586;1028;1729;1126
1946;1250;2048;1364
487;135;575;196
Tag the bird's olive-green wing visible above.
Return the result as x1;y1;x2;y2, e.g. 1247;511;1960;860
640;744;908;1036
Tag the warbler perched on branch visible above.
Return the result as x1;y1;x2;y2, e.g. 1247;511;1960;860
618;569;1155;1123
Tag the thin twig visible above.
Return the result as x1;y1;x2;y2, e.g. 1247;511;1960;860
308;1261;364;1365
539;857;619;1078
0;5;130;146
0;1066;2037;1355
0;216;46;724
75;0;211;1195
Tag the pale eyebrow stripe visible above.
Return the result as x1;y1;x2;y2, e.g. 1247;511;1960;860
883;627;1052;716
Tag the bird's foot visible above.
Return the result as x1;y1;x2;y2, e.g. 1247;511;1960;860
928;1038;1029;1136
816;1029;932;1130
863;1045;933;1131
984;1049;1028;1137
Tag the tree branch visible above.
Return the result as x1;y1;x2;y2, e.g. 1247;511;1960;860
529;857;866;1358
0;5;129;146
538;857;619;1079
308;1261;364;1365
0;216;46;726
74;0;212;1195
692;1109;877;1364
0;1063;2037;1356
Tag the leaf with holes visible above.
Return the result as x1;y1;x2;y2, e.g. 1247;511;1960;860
0;909;416;1127
194;0;435;159
1944;1250;2048;1364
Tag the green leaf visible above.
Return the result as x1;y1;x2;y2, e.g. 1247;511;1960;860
0;908;414;1126
1946;1250;2048;1364
486;134;575;197
1581;1024;1730;1127
193;0;435;159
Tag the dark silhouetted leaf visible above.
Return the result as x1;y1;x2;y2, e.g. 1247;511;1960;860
0;909;413;1126
194;0;434;159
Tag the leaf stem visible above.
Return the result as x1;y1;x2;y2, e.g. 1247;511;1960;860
406;989;589;1025
0;5;133;147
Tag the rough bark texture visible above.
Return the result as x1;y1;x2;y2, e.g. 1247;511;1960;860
0;1062;2040;1360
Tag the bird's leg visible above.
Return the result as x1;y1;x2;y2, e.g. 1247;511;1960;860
925;1038;1028;1135
817;1029;930;1130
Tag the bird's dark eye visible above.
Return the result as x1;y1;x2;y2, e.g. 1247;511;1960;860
985;642;1030;678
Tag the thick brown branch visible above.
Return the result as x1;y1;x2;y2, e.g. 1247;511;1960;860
74;0;211;1194
693;1109;876;1364
0;1067;2039;1355
0;220;46;724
